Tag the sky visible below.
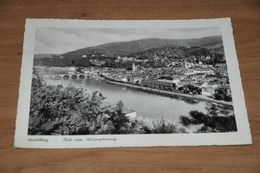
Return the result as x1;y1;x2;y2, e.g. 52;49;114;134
34;27;222;54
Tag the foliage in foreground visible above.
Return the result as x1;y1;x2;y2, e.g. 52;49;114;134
29;68;186;135
179;104;237;133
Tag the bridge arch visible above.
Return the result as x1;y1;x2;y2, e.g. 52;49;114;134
79;74;85;79
54;76;62;80
71;74;77;79
63;75;70;80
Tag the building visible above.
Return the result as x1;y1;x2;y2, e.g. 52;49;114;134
202;82;215;97
109;107;137;119
132;61;136;72
215;63;227;71
123;108;137;119
201;80;223;97
121;77;128;82
184;61;195;69
128;76;142;84
173;67;185;75
206;55;211;60
223;84;232;95
142;79;175;90
192;68;214;75
177;79;194;87
68;67;76;71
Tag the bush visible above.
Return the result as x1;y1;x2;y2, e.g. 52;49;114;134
214;87;232;102
29;68;131;135
179;104;237;133
131;117;186;134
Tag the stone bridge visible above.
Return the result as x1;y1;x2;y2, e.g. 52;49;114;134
42;74;88;80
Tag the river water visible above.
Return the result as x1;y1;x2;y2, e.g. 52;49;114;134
43;72;207;122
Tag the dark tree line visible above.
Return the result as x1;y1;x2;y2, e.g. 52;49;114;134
179;104;237;133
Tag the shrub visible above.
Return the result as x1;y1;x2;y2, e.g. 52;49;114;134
28;68;131;135
179;104;237;133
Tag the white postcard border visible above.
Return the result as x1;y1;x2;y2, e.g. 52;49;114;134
15;18;252;148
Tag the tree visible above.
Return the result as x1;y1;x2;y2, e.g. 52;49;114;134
107;100;130;134
29;71;134;135
205;103;218;117
179;103;237;132
214;87;232;102
116;100;124;112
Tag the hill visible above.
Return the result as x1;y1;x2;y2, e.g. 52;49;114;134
61;36;223;58
33;36;224;67
34;54;59;58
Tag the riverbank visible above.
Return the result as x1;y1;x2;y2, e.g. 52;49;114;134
103;76;233;107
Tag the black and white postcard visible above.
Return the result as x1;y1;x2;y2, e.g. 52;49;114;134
15;18;252;148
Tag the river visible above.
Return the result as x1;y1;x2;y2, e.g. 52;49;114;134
43;72;207;122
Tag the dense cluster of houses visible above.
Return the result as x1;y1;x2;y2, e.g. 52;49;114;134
97;59;231;98
39;53;231;99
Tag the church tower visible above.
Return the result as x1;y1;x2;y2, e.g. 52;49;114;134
184;61;189;70
132;61;136;72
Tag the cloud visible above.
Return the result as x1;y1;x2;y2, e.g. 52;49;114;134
34;27;221;54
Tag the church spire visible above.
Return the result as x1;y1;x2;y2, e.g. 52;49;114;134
132;60;136;72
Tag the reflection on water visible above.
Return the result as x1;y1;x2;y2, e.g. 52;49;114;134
46;77;207;122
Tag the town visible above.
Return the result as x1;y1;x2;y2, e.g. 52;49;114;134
41;52;232;103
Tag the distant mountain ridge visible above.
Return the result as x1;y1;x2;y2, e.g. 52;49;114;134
60;36;223;58
33;36;225;67
34;54;59;58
